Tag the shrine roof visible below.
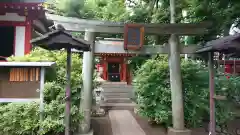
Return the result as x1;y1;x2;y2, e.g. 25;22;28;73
0;62;55;67
196;34;240;55
31;29;91;51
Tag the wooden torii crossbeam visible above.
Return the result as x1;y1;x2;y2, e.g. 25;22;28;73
94;42;198;54
45;13;208;54
46;13;211;35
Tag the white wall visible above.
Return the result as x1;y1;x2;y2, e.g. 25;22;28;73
0;13;26;22
15;26;26;56
0;13;27;56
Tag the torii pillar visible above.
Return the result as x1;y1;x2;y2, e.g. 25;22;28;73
168;0;191;135
78;31;96;135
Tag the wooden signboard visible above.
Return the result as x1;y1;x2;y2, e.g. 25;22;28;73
9;68;40;82
124;24;144;50
0;62;55;129
0;62;55;102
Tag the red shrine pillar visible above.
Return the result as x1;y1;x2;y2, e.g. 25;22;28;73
122;58;127;82
225;64;232;79
102;56;108;80
225;64;232;74
24;19;32;54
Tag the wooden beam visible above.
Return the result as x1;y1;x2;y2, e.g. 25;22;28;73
94;42;198;54
46;13;211;35
213;95;227;100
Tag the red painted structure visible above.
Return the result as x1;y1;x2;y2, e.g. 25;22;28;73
0;2;45;61
96;53;135;84
96;24;145;84
219;60;240;74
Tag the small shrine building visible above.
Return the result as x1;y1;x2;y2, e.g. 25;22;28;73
95;38;135;84
0;0;45;61
219;59;240;74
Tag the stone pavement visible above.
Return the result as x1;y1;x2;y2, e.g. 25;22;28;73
109;110;146;135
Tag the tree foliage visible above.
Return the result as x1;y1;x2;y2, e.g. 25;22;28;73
46;0;130;21
46;0;240;44
133;58;240;128
138;0;240;40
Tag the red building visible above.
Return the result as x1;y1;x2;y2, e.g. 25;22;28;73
97;53;134;84
0;0;45;61
219;60;240;74
95;39;135;84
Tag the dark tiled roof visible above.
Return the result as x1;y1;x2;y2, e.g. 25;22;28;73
196;34;240;54
31;29;91;51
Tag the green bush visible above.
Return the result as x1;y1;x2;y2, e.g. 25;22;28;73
0;101;82;135
134;59;239;128
0;47;95;134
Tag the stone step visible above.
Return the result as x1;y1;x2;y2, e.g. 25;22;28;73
103;82;128;85
100;102;135;111
105;97;132;103
103;92;132;98
103;88;132;93
102;85;133;88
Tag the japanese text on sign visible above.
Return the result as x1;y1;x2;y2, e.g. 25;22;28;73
127;28;141;46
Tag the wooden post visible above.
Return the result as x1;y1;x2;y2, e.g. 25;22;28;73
39;67;45;132
208;52;216;135
65;48;72;135
79;32;96;134
169;0;185;130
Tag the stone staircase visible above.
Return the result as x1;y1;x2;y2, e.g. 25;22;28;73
100;82;135;111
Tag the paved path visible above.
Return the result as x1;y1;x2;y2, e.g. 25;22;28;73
109;110;146;135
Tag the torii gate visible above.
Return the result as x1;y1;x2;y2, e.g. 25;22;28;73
45;13;211;135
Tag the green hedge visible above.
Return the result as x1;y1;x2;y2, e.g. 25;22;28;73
133;58;240;128
0;48;95;135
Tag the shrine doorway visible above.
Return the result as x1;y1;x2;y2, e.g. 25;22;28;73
97;55;132;83
0;26;14;60
108;62;121;82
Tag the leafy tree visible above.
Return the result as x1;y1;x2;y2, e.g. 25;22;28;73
135;0;240;41
134;58;240;128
